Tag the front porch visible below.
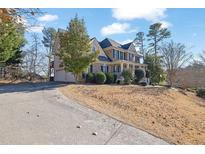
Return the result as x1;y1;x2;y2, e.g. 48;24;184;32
108;61;147;77
88;61;147;77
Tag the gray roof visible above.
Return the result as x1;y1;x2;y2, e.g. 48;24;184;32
99;38;136;51
99;38;121;49
121;42;132;49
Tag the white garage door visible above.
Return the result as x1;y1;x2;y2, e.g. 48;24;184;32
54;70;75;82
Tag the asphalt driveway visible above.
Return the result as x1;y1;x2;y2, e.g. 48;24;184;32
0;82;168;144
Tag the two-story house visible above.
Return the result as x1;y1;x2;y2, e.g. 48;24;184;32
53;30;147;82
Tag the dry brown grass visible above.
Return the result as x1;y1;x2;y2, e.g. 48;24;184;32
0;79;26;85
59;84;205;144
0;79;14;85
0;79;43;85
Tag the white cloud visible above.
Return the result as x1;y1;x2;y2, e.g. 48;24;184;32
38;14;58;22
112;8;167;22
28;24;44;33
160;20;172;28
101;23;137;36
119;39;133;44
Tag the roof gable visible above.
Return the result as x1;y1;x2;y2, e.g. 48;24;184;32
100;38;121;49
127;43;137;52
90;38;112;62
100;38;137;53
90;38;105;56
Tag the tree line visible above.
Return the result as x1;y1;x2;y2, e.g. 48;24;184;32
1;9;205;86
133;22;201;86
0;9;57;81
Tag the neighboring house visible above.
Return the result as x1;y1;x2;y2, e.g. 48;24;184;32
53;29;147;82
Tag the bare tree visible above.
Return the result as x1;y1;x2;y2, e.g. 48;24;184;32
42;27;57;80
161;41;192;86
199;50;205;64
23;34;47;80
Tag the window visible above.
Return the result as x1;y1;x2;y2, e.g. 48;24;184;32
116;50;120;59
129;53;132;61
124;53;127;60
120;52;124;60
112;50;116;58
101;64;108;72
135;56;140;63
101;65;103;72
113;65;120;72
117;65;121;72
129;53;134;61
113;65;116;72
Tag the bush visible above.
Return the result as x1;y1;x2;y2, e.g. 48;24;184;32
139;81;147;86
113;74;117;83
196;88;205;99
95;72;106;84
121;70;133;84
105;73;114;84
134;69;145;83
86;72;95;83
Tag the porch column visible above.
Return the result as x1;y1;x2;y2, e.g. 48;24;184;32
120;63;123;73
130;64;134;75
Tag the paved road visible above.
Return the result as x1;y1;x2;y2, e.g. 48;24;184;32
0;82;169;144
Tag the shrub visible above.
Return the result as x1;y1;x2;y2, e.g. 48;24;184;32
121;70;133;84
86;72;95;83
113;74;117;83
196;88;205;99
105;73;114;84
134;69;145;83
139;81;147;86
95;72;106;84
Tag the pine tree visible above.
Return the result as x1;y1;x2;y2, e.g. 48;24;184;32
0;21;25;66
144;54;165;84
134;32;145;57
58;15;98;82
147;22;171;65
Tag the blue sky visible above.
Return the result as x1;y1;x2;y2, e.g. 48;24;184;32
26;8;205;59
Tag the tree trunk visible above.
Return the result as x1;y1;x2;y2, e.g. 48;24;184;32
47;57;51;81
168;70;176;87
74;73;83;83
3;67;6;79
74;73;78;83
154;36;157;66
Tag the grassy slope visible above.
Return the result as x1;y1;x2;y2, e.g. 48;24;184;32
59;84;205;144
